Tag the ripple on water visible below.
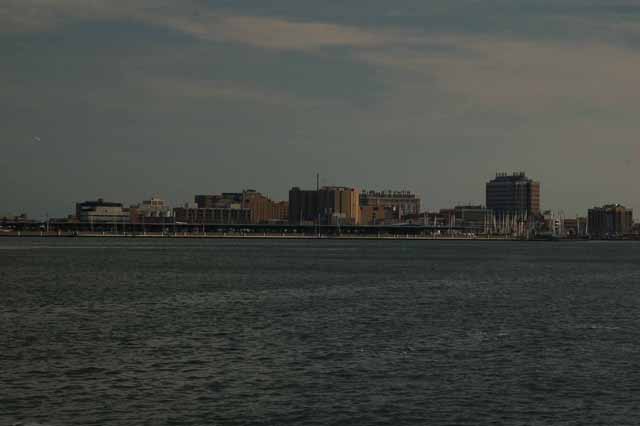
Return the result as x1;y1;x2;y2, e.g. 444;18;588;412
2;238;640;425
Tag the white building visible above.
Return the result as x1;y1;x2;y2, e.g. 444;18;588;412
75;199;129;223
131;197;173;218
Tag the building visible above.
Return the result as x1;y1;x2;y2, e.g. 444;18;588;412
541;210;565;236
241;190;288;224
174;192;248;224
288;187;318;225
360;205;391;226
273;201;289;223
401;212;429;225
129;197;173;224
289;186;360;225
438;208;455;225
194;191;287;224
359;190;420;225
454;205;493;231
137;197;171;215
1;213;30;223
319;186;360;225
195;193;243;209
173;206;250;224
486;172;540;217
0;213;40;229
75;199;129;223
563;217;587;238
195;194;221;209
402;210;464;227
588;204;633;238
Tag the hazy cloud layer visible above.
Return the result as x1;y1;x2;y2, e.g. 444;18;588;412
2;1;640;217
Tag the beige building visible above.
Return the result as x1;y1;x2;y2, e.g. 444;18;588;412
319;186;360;225
360;205;389;226
289;186;360;225
588;204;633;238
191;191;286;224
241;190;288;224
273;201;289;223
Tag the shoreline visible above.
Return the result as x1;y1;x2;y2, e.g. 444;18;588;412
0;231;512;241
0;231;610;241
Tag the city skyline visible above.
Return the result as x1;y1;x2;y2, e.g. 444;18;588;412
3;1;640;218
3;171;640;221
5;189;636;240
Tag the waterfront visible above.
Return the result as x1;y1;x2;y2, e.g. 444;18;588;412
2;238;640;425
0;231;513;241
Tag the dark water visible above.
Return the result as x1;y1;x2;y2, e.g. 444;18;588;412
2;237;640;425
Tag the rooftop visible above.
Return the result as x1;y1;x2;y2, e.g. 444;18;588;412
489;172;536;183
77;198;122;208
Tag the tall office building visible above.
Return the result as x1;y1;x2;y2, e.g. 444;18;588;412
288;187;318;225
588;204;633;238
319;186;361;225
289;186;360;225
486;172;540;216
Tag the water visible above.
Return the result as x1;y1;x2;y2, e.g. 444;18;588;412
1;237;640;425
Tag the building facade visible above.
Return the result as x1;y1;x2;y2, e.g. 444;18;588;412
454;205;493;231
486;172;540;216
195;193;243;209
288;187;318;225
186;191;287;224
563;217;588;238
273;201;289;223
359;190;420;225
76;199;129;223
173;207;250;224
588;204;633;238
129;197;173;224
241;190;289;224
319;186;360;225
289;186;360;225
360;205;390;226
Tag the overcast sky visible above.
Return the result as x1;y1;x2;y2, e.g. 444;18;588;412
2;0;640;218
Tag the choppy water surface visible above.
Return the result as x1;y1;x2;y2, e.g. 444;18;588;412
2;237;640;425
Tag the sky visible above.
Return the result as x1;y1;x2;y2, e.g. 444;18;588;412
2;0;640;218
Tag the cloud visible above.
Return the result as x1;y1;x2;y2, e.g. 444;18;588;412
5;0;640;118
359;34;640;118
0;0;421;51
165;14;395;51
0;0;194;33
139;77;347;110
